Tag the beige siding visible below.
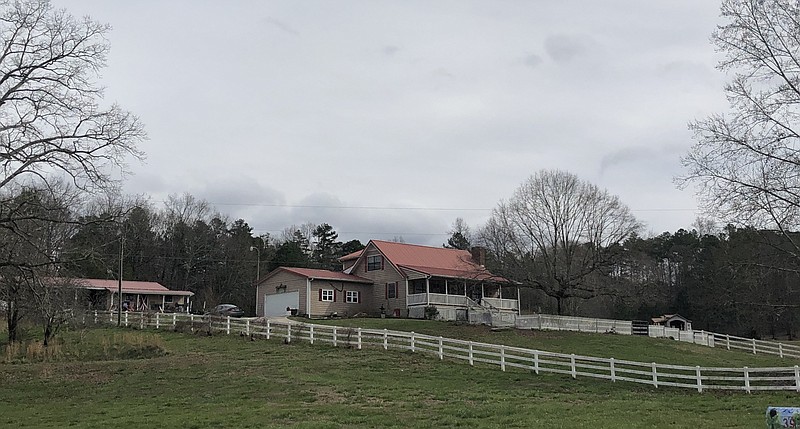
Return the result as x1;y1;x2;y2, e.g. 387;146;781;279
350;245;408;317
309;281;372;318
256;271;309;316
341;259;357;271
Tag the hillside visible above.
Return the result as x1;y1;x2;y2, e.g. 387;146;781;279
0;326;792;428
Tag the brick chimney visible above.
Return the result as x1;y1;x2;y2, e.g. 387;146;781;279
470;246;486;267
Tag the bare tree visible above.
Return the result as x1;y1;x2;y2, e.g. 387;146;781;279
0;180;82;342
680;0;800;255
0;0;143;342
0;0;145;193
480;170;641;315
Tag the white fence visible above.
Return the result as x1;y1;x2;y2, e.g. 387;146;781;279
515;313;800;360
84;311;800;393
516;314;633;335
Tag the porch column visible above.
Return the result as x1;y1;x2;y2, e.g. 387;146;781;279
426;277;430;305
445;279;448;295
481;283;485;299
162;295;166;311
499;285;503;300
464;281;467;297
136;294;140;311
517;287;521;315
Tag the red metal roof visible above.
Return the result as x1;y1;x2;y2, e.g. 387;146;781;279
274;267;373;284
338;250;362;261
398;265;508;282
75;278;194;296
369;240;508;282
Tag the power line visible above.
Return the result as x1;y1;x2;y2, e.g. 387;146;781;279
156;200;697;214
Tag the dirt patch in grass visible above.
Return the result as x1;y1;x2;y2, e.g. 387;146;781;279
314;387;349;404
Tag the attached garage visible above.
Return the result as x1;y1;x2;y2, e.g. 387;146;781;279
255;267;373;318
263;291;299;317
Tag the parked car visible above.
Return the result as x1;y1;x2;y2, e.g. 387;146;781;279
208;304;245;318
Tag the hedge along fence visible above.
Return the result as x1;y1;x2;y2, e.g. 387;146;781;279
84;311;800;394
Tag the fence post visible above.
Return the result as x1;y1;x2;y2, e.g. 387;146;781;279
94;311;98;324
110;311;113;323
287;323;291;343
124;311;128;327
651;362;658;388
779;343;784;358
500;346;506;371
752;338;757;355
411;332;416;352
139;313;144;329
246;319;250;336
333;327;337;347
534;351;539;374
744;367;751;393
795;365;800;392
309;325;314;344
468;342;474;366
156;313;160;329
610;358;616;382
190;314;194;333
172;313;176;329
571;354;577;379
226;316;231;335
726;334;730;350
266;319;271;340
438;336;443;360
357;328;362;350
383;329;388;350
696;366;702;393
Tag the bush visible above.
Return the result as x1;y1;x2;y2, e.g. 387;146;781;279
424;306;439;320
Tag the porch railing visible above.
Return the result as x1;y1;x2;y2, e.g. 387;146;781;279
406;293;471;307
483;297;518;310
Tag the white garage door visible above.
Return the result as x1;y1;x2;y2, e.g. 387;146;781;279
264;291;299;317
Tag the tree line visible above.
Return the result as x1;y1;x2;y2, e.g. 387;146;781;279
5;0;800;345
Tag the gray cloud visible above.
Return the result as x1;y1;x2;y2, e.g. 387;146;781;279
264;17;299;36
521;53;542;69
52;0;724;238
383;45;400;56
544;34;591;63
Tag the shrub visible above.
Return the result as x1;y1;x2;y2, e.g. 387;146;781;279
424;306;439;320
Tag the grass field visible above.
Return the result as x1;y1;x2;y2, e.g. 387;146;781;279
0;320;796;428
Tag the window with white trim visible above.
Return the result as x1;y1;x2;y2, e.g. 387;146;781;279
367;255;383;271
321;289;334;302
346;290;359;303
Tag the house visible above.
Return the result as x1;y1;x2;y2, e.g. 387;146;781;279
650;314;692;331
255;240;518;320
74;278;194;313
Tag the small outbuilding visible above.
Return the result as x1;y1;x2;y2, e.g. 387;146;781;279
74;278;194;313
651;314;692;331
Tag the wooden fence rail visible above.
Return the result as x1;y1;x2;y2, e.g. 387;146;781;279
84;311;800;394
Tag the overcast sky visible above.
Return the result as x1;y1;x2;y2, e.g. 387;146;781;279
52;0;728;246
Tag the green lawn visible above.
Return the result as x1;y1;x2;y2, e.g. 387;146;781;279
304;317;796;368
0;321;796;428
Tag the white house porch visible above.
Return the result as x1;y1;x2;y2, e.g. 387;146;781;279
405;277;519;314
